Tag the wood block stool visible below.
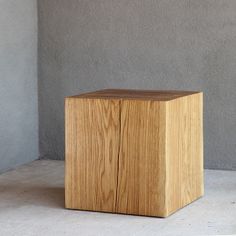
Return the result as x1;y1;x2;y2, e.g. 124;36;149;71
65;89;203;217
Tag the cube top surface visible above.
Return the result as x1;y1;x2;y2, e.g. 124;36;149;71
67;89;201;101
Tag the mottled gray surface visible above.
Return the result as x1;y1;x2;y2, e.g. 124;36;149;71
0;0;38;173
0;160;235;235
38;0;236;169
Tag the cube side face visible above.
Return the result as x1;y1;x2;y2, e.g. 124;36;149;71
116;100;168;217
166;93;204;216
65;98;120;212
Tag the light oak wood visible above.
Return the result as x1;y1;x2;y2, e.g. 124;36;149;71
71;89;199;101
165;93;204;216
65;98;120;212
116;100;167;216
65;89;203;217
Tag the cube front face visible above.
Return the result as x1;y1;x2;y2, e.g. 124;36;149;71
65;91;203;217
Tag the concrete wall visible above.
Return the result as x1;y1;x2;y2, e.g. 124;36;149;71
38;0;236;170
0;0;38;173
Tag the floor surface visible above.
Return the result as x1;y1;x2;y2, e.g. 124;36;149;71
0;160;235;236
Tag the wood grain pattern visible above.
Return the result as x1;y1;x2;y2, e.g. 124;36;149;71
65;98;120;212
165;93;204;216
116;100;167;217
65;90;203;217
70;89;199;101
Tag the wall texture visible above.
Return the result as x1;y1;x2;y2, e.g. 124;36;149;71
0;0;38;173
38;0;236;170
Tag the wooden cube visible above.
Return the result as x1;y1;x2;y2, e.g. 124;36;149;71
65;89;203;217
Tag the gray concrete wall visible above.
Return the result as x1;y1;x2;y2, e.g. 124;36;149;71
38;0;236;170
0;0;38;173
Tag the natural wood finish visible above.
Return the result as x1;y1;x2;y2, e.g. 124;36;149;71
69;89;199;101
116;100;167;216
65;89;203;217
165;93;204;215
65;98;120;212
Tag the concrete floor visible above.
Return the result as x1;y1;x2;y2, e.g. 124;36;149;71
0;161;235;236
